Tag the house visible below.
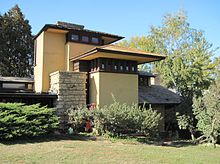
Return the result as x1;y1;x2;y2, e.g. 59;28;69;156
33;21;181;131
138;72;181;132
0;76;55;107
34;21;167;106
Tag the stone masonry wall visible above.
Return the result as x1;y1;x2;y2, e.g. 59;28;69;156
49;71;87;132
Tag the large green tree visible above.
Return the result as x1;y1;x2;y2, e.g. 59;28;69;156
118;11;218;139
192;62;220;147
0;5;33;77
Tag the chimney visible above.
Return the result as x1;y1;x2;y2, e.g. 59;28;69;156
56;21;84;30
154;74;160;85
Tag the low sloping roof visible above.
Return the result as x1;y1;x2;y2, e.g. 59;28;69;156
99;45;165;57
70;45;166;63
138;71;155;77
0;77;34;83
139;85;181;104
34;24;124;41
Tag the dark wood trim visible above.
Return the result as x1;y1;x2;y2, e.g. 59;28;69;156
0;93;57;108
66;31;102;45
90;58;138;74
0;81;34;84
0;93;57;98
89;70;138;75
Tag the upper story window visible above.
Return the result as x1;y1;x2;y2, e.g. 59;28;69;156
91;37;99;44
82;36;89;42
71;34;79;41
67;32;101;45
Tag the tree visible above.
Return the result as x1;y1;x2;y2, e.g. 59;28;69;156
118;36;155;72
118;11;218;140
0;5;33;77
192;63;220;147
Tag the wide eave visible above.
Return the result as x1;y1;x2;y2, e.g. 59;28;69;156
70;45;166;64
33;24;124;44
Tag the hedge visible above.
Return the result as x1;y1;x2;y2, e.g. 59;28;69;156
0;103;58;139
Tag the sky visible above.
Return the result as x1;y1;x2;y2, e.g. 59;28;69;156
0;0;220;56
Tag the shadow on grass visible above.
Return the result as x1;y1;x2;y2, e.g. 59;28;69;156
0;133;97;145
1;133;196;148
136;137;196;148
107;135;196;148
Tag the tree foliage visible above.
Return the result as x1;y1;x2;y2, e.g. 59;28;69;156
118;11;218;139
192;62;220;147
0;5;33;77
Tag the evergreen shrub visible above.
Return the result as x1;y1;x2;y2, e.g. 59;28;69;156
0;103;58;139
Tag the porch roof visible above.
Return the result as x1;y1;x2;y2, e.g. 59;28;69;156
139;85;182;105
70;45;166;64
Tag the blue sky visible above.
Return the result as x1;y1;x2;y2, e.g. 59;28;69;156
1;0;220;56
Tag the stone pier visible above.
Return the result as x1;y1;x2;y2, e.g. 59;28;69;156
49;71;87;132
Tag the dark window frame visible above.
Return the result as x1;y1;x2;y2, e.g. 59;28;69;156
71;34;79;41
91;37;99;44
90;58;137;74
81;36;89;43
66;31;102;45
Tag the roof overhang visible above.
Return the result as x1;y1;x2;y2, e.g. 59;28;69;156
34;24;124;43
70;47;166;64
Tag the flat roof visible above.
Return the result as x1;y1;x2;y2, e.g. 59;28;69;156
34;24;124;42
70;45;166;64
0;77;34;83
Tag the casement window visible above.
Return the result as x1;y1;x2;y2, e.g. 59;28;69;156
139;77;149;86
91;37;99;44
71;34;79;41
67;32;101;45
90;58;137;74
81;36;89;42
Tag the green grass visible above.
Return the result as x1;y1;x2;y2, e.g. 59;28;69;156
0;135;220;164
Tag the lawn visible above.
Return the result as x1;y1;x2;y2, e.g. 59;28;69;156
0;135;220;164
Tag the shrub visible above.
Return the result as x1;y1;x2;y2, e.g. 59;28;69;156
93;102;161;137
68;102;162;137
0;103;58;140
68;106;93;132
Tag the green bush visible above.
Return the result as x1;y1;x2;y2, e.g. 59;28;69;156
0;103;58;140
68;106;93;132
93;102;161;137
68;102;162;137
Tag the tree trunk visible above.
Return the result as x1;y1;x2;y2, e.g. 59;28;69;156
189;128;195;141
210;119;217;148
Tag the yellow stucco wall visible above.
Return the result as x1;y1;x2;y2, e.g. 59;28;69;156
89;72;100;105
34;32;44;92
89;72;138;107
66;42;96;71
34;31;66;92
42;31;66;91
34;30;97;92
